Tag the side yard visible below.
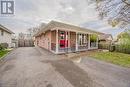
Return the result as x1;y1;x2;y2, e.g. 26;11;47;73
89;51;130;68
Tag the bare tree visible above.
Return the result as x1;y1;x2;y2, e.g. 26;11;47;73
27;27;39;36
27;23;46;36
18;32;25;39
89;0;130;28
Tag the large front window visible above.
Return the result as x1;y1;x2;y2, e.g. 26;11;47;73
78;34;87;46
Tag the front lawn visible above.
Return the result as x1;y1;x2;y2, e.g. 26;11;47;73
0;50;9;59
89;52;130;68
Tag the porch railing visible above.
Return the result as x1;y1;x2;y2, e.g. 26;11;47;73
58;46;76;53
90;42;97;48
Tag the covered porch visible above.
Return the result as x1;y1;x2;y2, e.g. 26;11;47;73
51;29;98;54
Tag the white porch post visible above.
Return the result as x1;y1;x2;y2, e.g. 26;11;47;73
88;34;90;49
50;31;52;50
76;32;78;51
68;31;70;48
96;36;99;48
56;29;59;53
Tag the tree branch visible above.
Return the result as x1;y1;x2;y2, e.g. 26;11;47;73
122;0;130;6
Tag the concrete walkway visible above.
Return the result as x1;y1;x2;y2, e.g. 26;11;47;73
0;47;130;87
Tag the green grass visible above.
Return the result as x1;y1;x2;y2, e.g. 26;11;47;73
0;50;9;59
89;52;130;68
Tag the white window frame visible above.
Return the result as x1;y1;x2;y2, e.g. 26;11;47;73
78;33;87;46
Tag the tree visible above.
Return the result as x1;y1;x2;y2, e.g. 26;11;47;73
27;23;46;36
18;32;25;39
27;27;39;36
90;0;130;27
116;31;130;53
117;31;130;44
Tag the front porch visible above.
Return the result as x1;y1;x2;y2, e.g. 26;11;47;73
51;29;98;54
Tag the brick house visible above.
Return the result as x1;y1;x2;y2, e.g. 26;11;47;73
34;21;104;54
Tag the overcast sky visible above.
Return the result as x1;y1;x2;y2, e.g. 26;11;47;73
0;0;123;37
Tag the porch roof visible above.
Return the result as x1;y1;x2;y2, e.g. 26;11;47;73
34;20;105;37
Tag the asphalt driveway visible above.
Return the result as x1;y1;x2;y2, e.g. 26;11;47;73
0;47;130;87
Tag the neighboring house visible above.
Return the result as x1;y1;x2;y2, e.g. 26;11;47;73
99;34;113;44
0;24;14;47
34;21;104;54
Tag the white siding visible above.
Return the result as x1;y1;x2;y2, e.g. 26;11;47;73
0;29;12;47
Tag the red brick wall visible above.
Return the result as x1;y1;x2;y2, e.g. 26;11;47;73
35;31;51;50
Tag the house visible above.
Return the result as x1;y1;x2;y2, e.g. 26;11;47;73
99;34;113;44
0;24;14;47
34;21;104;54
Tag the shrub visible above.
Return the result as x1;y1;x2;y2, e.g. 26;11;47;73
0;44;4;50
0;43;8;50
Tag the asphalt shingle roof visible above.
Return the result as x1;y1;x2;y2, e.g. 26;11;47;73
34;21;104;37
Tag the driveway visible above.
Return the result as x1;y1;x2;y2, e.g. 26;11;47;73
74;57;130;87
0;47;130;87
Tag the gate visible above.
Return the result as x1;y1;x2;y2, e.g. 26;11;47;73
18;39;34;47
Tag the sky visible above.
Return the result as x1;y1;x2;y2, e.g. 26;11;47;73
0;0;123;37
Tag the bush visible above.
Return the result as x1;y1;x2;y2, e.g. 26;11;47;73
0;43;8;50
0;44;4;50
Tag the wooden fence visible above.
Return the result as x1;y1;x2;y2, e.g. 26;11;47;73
18;39;34;47
98;43;130;54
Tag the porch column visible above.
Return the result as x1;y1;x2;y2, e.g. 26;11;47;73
68;31;70;48
56;29;59;53
96;35;99;48
76;32;78;51
88;34;90;49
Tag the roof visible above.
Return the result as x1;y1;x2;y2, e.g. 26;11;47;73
34;20;105;37
0;24;14;34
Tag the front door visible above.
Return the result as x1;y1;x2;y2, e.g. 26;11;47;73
59;31;68;48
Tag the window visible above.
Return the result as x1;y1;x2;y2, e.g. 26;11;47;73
78;34;87;45
84;35;87;43
1;30;4;36
79;34;82;45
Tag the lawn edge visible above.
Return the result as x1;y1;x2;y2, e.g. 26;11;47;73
88;55;130;68
0;48;16;62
